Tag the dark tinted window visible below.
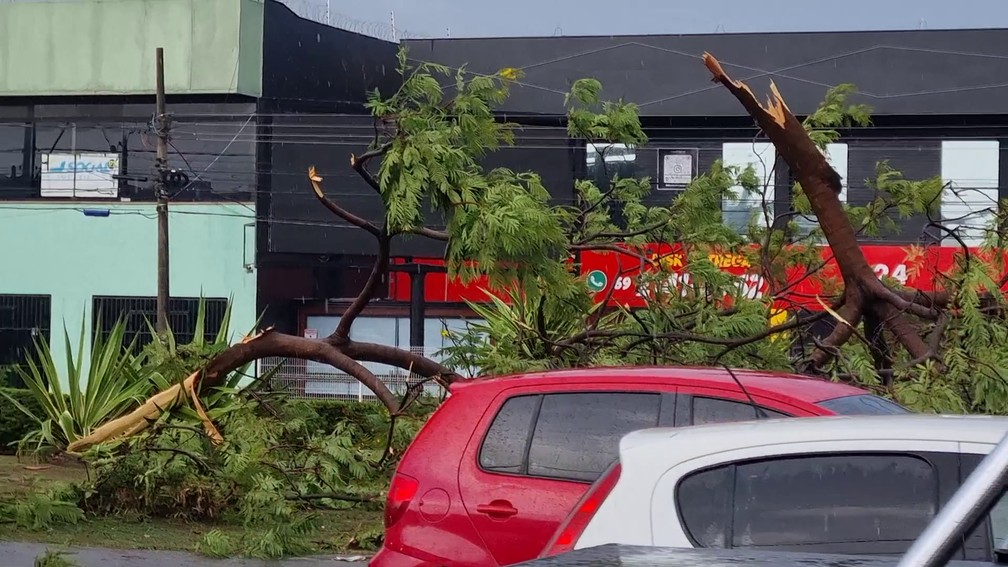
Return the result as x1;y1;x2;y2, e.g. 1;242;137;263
678;454;937;555
692;397;788;425
479;395;540;474
0;124;30;192
678;464;732;548
91;296;229;351
527;393;661;482
818;394;909;415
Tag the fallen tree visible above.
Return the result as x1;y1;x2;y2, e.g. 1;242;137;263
67;48;1008;452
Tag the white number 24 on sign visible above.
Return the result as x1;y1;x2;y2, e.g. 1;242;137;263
613;276;634;291
873;263;908;285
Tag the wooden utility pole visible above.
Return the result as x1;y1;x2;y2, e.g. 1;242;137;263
154;47;171;334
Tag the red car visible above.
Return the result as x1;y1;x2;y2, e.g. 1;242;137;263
371;366;908;567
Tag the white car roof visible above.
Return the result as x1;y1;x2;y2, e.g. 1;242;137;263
620;414;1008;457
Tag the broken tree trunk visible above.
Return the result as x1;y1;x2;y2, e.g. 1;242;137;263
66;329;459;452
702;53;936;371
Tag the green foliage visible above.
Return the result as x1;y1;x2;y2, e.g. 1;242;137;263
0;388;43;454
197;529;236;558
0;316;151;455
1;485;84;531
802;83;872;148
76;396;428;558
140;297;237;387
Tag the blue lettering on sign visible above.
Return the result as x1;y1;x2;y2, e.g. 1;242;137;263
50;160;115;174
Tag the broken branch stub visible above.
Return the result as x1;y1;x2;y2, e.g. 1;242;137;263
702;52;932;369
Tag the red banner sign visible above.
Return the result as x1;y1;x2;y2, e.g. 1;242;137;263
389;244;1005;311
388;258;498;304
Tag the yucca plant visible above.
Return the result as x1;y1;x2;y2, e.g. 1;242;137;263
140;297;267;411
0;315;151;455
142;297;237;391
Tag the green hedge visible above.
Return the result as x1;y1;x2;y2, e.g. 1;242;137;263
0;388;41;454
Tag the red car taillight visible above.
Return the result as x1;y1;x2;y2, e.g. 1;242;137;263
539;462;622;558
384;472;419;528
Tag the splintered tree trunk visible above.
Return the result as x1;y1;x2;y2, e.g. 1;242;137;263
702;53;936;371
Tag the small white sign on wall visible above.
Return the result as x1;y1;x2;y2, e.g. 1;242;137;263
41;152;119;199
663;153;693;185
657;148;699;190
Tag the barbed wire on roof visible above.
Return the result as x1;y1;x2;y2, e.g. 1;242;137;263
275;0;435;43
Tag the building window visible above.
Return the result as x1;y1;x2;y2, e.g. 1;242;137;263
1;116;254;202
941;140;1000;247
0;123;31;195
304;315;409;377
91;296;229;351
722;142;776;233
300;314;485;398
792;143;848;240
586;143;638;189
0;294;51;368
34;122;124;199
677;453;938;554
141;117;257;198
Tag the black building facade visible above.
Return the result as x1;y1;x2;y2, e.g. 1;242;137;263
258;27;1008;352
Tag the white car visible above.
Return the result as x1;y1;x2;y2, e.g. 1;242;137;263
541;414;1008;563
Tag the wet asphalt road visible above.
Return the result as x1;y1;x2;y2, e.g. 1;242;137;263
0;542;369;566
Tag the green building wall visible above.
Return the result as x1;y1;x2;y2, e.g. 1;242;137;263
0;202;257;379
0;0;264;97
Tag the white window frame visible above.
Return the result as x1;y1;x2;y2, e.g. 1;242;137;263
941;140;1000;247
722;142;776;233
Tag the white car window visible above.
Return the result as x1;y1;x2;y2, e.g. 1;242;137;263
676;453;938;555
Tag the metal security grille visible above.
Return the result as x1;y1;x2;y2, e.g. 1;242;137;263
0;294;51;366
91;296;229;350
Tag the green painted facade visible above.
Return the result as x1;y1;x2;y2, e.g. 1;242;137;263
0;202;257;377
0;0;264;96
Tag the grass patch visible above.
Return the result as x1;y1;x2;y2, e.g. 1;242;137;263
0;455;383;555
0;455;87;499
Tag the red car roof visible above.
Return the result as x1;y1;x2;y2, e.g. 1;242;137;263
449;365;867;404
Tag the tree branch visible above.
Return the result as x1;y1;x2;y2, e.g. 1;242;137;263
340;340;461;386
875;302;931;362
804;300;864;371
200;331;400;411
408;226;450;241
308;166;381;237
334;229;391;339
703;53;876;286
576;219;671;245
569;243;652;265
349;142;393;195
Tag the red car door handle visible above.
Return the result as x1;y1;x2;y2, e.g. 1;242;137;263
476;500;518;518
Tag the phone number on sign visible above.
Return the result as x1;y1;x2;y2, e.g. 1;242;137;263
606;263;910;299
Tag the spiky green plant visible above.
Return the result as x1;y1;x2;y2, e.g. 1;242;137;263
0;315;150;454
141;296;236;389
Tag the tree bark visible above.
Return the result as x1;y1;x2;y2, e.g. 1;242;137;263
703;53;931;370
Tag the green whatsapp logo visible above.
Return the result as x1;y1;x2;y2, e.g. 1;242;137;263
586;270;608;293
